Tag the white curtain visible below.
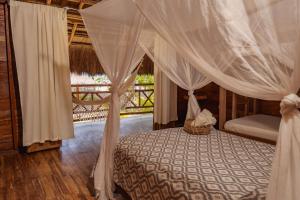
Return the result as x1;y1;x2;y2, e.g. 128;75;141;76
10;1;74;146
80;0;145;199
133;0;300;199
140;35;211;119
154;67;178;125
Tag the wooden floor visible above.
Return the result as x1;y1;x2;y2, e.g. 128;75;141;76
0;115;153;200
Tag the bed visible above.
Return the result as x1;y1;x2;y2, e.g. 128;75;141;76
224;114;280;142
113;128;275;200
219;89;280;143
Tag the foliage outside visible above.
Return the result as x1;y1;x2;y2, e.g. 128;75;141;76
71;73;154;120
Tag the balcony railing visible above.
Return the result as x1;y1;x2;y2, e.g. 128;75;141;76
71;83;154;122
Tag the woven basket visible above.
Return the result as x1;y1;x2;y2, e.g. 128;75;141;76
183;119;212;135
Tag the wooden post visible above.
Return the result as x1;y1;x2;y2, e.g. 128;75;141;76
219;87;227;130
244;97;249;116
232;93;237;119
253;99;257;114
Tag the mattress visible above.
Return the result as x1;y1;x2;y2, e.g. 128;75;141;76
113;128;275;200
224;114;280;142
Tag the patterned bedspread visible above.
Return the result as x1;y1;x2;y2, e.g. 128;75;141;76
113;128;275;200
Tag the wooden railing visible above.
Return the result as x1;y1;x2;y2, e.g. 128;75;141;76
71;83;154;122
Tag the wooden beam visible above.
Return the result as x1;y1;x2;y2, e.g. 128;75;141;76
67;0;94;6
69;23;78;45
71;41;91;45
71;32;89;38
68;20;84;26
68;14;84;23
68;26;87;32
71;36;91;44
219;87;227;130
232;93;237;119
253;99;257;114
244;97;249;116
60;0;68;6
78;0;85;9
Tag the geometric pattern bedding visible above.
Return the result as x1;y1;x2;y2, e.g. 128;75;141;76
113;128;275;200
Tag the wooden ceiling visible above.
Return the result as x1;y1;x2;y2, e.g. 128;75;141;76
19;0;102;45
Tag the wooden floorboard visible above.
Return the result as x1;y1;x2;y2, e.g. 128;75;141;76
0;148;96;199
0;115;153;200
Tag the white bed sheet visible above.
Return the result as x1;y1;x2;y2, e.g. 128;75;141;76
224;114;280;142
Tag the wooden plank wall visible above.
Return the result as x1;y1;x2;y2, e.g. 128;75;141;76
177;83;283;129
177;82;220;127
0;3;21;151
258;100;280;116
0;3;14;150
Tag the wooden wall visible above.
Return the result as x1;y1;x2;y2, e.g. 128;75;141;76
257;100;280;116
0;3;21;151
177;82;220;127
225;92;281;119
177;83;282;128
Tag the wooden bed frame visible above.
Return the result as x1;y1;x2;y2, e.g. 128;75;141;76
218;87;276;145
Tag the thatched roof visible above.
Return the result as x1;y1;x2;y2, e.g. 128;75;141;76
69;44;154;75
139;54;154;75
69;44;104;75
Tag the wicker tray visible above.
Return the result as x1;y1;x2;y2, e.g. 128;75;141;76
183;119;212;135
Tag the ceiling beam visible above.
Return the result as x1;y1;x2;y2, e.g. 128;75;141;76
78;0;85;9
68;14;83;23
67;0;94;6
68;21;84;27
70;26;87;32
71;36;92;44
69;23;78;45
60;0;68;7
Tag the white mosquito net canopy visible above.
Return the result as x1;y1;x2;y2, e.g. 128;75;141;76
80;1;145;199
81;0;300;199
140;33;212;119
